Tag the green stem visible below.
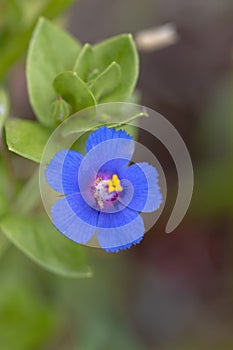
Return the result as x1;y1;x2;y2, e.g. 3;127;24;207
12;168;41;216
0;232;10;257
0;137;16;188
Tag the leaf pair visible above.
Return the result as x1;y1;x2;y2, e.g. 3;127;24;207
5;18;140;163
27;17;139;127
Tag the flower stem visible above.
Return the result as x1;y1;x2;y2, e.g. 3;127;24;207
12;168;41;216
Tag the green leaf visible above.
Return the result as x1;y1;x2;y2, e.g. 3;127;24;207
0;215;92;278
27;17;82;127
73;43;94;81
41;0;75;19
53;71;96;112
93;34;139;102
5;118;52;163
0;89;10;132
89;61;121;101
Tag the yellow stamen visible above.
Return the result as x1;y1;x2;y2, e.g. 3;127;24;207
107;174;122;193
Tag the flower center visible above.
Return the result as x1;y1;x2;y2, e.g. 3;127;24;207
93;174;123;210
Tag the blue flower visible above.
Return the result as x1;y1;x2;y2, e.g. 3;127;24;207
45;126;162;252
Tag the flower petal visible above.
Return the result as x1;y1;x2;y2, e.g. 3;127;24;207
96;211;144;250
97;203;139;228
119;162;162;212
45;150;83;194
86;126;132;153
104;237;143;253
84;133;134;171
51;193;98;244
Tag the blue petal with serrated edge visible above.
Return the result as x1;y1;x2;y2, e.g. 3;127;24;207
45;150;83;194
118;162;162;212
86;126;132;153
97;206;139;228
97;213;144;250
51;193;98;244
104;237;143;253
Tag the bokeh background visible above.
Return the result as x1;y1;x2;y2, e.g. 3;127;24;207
1;0;233;349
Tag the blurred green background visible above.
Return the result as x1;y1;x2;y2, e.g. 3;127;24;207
1;0;233;349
